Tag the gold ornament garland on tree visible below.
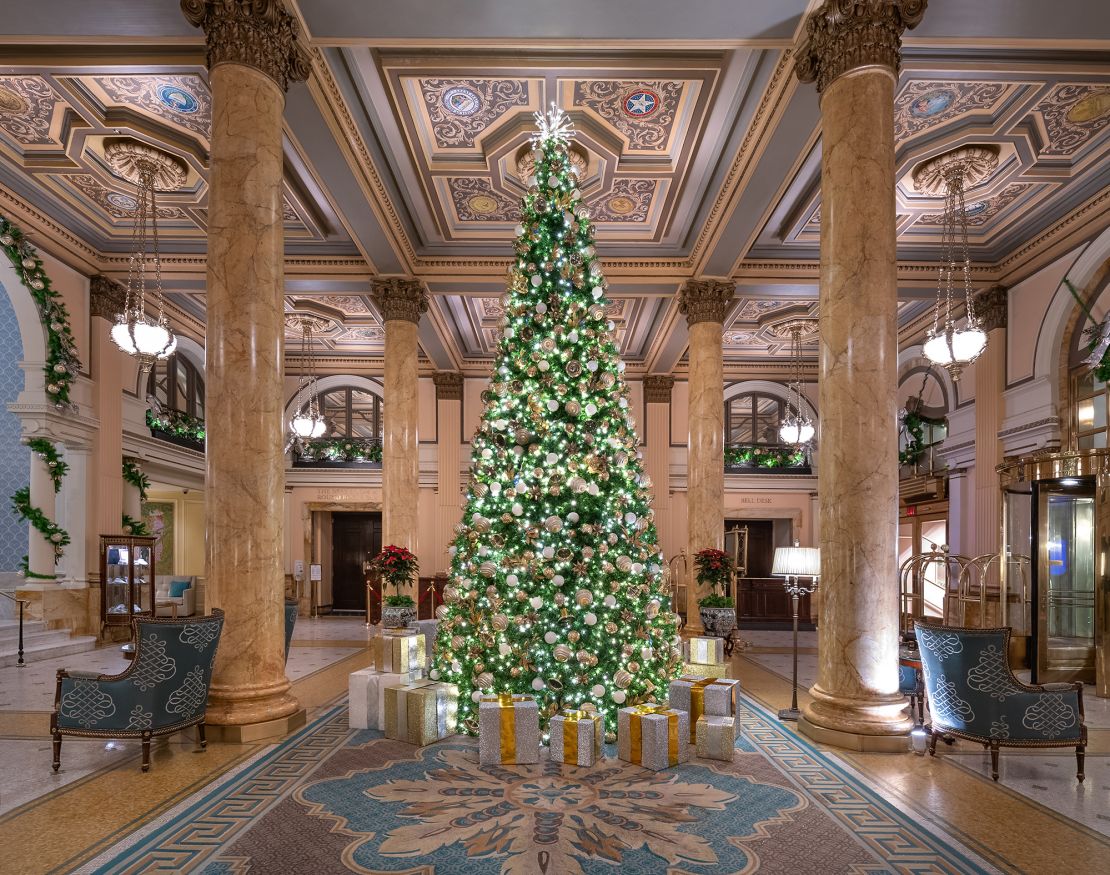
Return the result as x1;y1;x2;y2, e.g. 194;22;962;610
432;106;682;737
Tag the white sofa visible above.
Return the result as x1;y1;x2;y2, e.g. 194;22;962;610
154;575;197;617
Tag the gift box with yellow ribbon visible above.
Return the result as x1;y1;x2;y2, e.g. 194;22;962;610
695;714;736;761
383;680;457;746
681;661;729;679
478;693;540;765
349;667;425;730
668;676;739;741
683;635;725;666
617;704;689;771
549;709;603;767
372;632;426;674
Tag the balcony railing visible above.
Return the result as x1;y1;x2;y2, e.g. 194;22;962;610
292;437;382;468
724;442;811;474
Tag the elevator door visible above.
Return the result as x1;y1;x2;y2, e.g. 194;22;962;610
1033;480;1097;684
332;513;382;612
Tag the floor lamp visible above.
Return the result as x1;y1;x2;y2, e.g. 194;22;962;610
771;543;820;722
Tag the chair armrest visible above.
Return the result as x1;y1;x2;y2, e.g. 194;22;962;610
66;670;104;679
1040;682;1078;691
182;585;196;614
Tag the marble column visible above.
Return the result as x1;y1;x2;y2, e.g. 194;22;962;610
433;372;464;570
971;286;1007;561
89;276;125;555
679;280;734;632
183;0;308;734
795;0;925;743
26;444;57;578
644;375;677;601
374;279;428;552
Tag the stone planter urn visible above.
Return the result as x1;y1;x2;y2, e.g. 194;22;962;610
382;603;416;630
698;605;737;638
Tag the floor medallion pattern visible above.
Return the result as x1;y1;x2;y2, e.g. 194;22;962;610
82;696;997;874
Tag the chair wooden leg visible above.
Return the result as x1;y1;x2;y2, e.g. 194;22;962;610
1077;745;1085;783
197;722;207;750
989;742;1000;782
52;732;61;773
141;732;152;772
928;730;939;757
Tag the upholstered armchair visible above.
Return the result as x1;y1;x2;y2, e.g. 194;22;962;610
914;619;1086;782
284;598;298;663
51;610;224;772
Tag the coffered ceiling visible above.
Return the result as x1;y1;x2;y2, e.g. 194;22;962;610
0;0;1107;378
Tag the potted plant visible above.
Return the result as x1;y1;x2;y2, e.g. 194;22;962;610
694;548;737;638
372;545;419;629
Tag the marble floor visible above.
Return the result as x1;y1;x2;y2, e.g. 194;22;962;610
0;621;1107;873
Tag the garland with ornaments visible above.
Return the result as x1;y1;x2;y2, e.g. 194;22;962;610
11;486;69;563
27;437;68;492
0;215;81;410
121;458;151;535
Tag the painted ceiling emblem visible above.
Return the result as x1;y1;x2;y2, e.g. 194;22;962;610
467;194;499;216
1066;89;1110;125
106;192;138;212
441;86;483;117
908;88;955;118
607;195;637;215
963;201;987;217
0;85;28;115
623;88;660;118
156;83;200;114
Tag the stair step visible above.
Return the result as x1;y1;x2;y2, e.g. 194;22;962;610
0;620;47;643
0;635;97;668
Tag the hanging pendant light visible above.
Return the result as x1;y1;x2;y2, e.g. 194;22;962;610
105;140;183;372
289;316;327;440
778;321;815;445
914;147;998;382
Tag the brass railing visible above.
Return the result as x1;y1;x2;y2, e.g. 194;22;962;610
0;590;31;667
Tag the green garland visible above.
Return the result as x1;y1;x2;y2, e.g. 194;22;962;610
11;487;69;560
26;437;67;493
294;437;382;463
146;407;206;444
122;457;150;501
899;411;945;466
0;216;81;409
724;444;807;468
122;513;150;537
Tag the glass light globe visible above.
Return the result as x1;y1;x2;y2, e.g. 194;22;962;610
779;416;814;446
111;319;138;354
950;326;986;362
132;319;172;356
290;415;317;438
310;417;327;438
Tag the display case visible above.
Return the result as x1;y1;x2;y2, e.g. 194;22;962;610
100;534;156;630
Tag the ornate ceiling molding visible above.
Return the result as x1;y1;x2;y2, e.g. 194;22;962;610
795;0;927;93
911;144;1000;196
372;277;429;324
973;283;1008;333
643;374;675;403
679;279;735;326
89;274;126;320
433;371;464;400
181;0;309;92
103;138;189;190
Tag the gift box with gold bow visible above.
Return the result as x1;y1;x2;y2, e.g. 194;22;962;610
349;666;424;730
668;676;739;741
695;714;736;761
617;704;689;771
384;680;457;746
372;632;426;674
683;635;725;666
478;693;540;765
549;708;603;767
681;661;729;679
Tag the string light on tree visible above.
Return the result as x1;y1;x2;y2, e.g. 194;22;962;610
432;105;682;738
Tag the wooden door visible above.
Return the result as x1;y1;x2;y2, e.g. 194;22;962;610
735;519;813;624
331;512;382;612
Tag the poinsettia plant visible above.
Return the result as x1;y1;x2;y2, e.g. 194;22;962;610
694;548;734;607
372;544;418;607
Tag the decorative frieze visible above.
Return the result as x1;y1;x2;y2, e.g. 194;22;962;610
89;274;126;321
678;279;735;326
372;278;429;325
794;0;927;93
181;0;310;92
433;371;464;401
643;375;675;404
974;284;1008;333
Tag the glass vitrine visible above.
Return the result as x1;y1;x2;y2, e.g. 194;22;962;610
100;534;156;629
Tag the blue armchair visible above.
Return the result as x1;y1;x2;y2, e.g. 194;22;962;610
285;598;298;663
914;619;1086;782
51;610;224;772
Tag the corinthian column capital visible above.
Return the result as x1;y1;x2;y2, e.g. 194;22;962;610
679;279;735;326
643;375;675;404
89;274;126;321
181;0;310;92
794;0;927;93
373;278;429;325
433;371;464;401
973;283;1008;333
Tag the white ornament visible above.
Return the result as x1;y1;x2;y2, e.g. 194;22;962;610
591;684;605;698
530;596;544;610
499;642;513;656
546;453;558;465
588;483;599;496
506;573;519;586
430;668;441;679
482;448;492;459
471;690;483;703
625;512;637;526
512;503;524;516
542;546;555;559
618;361;626;372
538;359;550;371
490;482;502;495
603;594;617;608
585;403;597;417
532;677;546;691
631;562;643;574
612;689;627;704
547;400;559;412
567;512;579;523
536;301;548;314
584;612;597;626
568;330;579;343
592;286;603;299
451;661;462;673
587;360;598;372
544;631;558;644
641;646;654;662
514;223;526;236
531;274;542;287
552;574;565;587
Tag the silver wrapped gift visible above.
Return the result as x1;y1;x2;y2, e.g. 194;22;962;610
668;676;739;741
695;714;736;761
617;705;689;771
373;632;426;674
384;680;457;745
414;619;438;660
549;709;603;767
349;667;424;730
683;636;725;666
478;694;540;765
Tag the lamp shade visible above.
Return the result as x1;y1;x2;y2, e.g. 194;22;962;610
771;546;820;578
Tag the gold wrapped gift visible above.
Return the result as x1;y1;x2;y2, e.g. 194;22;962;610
695;714;736;761
617;704;689;771
373;633;426;674
549;709;603;766
668;676;739;742
681;661;729;678
384;680;457;746
478;693;540;764
685;636;725;665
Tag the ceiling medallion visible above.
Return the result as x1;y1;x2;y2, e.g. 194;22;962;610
622;88;660;118
0;85;28;115
908;88;956;119
283;313;332;335
912;145;999;197
104;138;188;191
156;82;200;114
468;194;499;216
442;85;483;117
607;195;636;216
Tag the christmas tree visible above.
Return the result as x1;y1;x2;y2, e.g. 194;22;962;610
431;106;682;738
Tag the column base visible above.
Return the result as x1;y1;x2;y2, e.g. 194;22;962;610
203;708;307;744
206;677;302;729
798;715;911;752
802;682;914;740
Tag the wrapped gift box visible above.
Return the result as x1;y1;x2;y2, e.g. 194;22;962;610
695;714;736;761
478;694;540;765
683;636;725;666
617;705;689;771
681;661;729;679
414;619;438;661
373;632;426;674
549;709;603;767
384;680;457;745
668;676;739;741
349;667;424;730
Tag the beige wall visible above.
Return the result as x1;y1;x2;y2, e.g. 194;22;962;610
144;485;205;576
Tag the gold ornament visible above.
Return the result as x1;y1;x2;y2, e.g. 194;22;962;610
450;635;465;650
568;629;580;642
553;644;571;662
475;671;493;688
576;649;592;666
616;555;632;573
491;614;509;632
604;621;617;634
435;604;449;620
627;661;640;673
443;586;459;604
575;589;593;607
614;669;632;689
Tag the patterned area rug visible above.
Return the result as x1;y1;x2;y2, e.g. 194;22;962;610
81;696;997;874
